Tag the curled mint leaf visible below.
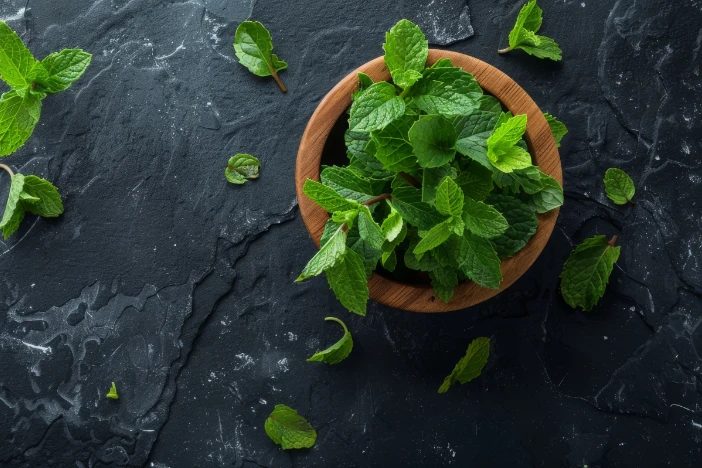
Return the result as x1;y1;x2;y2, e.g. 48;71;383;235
264;404;317;450
307;317;353;364
604;168;635;205
499;0;562;61
234;21;288;93
383;19;428;89
225;153;260;185
439;337;490;393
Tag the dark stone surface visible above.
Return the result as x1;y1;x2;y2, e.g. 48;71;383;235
0;0;700;467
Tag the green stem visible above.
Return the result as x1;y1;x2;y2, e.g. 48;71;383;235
324;316;348;333
399;87;411;99
0;164;14;178
497;46;512;54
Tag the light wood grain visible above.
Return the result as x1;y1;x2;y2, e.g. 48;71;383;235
296;50;562;313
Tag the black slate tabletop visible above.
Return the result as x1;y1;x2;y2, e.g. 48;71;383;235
0;0;701;467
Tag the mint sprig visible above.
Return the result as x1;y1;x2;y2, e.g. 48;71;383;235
307;317;353;365
234;21;288;93
498;0;562;61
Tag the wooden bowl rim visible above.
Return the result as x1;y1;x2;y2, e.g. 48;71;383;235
295;49;562;313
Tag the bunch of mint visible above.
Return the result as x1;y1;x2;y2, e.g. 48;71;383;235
297;19;565;315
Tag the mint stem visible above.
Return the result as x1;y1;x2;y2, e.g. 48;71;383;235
0;164;14;178
627;199;636;206
399;87;410;99
271;69;287;93
400;172;421;188
497;46;512;54
608;235;618;247
362;193;391;206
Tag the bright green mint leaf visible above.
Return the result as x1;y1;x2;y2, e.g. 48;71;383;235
370;114;418;172
106;382;119;400
462;197;508;239
486;114;531;173
302;179;359;213
21;175;63;217
435;176;464;217
604;168;635;205
321;166;378;204
457;232;502;289
331;209;358;227
413;219;454;254
381;201;403;242
35;49;92;94
478;95;503;113
225;154;260;184
0;21;40;91
508;0;542;47
0;173;25;238
383;19;428;89
357;206;384;250
560;235;621;311
327;249;369;316
264;404;317;450
0;91;42;156
429;266;458;303
307;317;353;365
544;112;567;147
517;35;562;61
348;81;405;132
421;165;456;204
455;162;493;201
234;21;288;92
409;115;457;168
486;194;538;258
438;337;490;393
407;66;482;117
501;0;562;61
296;224;347;282
391;185;446;230
521;171;563;213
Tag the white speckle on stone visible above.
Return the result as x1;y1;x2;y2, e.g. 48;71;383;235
0;8;26;22
232;353;255;371
277;358;289;373
259;398;267;405
286;332;297;341
689;174;701;184
630;306;636;312
581;2;586;6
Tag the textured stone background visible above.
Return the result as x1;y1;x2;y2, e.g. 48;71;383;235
0;0;700;467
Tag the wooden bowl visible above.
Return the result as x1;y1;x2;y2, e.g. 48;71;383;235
296;50;562;313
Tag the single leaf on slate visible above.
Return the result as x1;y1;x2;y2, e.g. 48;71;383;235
307;317;353;365
348;81;405;132
234;21;288;92
225;154;260;184
501;0;562;61
391;185;446;230
413;219;454;254
462;196;508;239
105;382;119;400
21;175;63;217
455;161;493;201
438;337;490;393
560;235;621;311
435;176;464;217
544;112;567;147
421;164;456;204
321;166;377;203
457;232;502;289
302;179;359;213
492;164;543;194
296;224;346;282
604;168;635;205
327;249;369;316
35;49;92;94
409;115;457;168
383;19;428;89
380;201;403;242
0;173;25;238
407;66;482;117
486;194;537;258
429;266;458;303
371;114;418;172
264;404;317;450
0;91;42;156
486;114;532;173
0;21;40;91
521;171;563;213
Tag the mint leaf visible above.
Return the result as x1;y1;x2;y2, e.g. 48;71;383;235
327;249;369;316
106;382;119;400
391;185;446;230
35;49;92;94
370;114;418;172
455;161;493;201
478;95;503;113
225;153;260;184
429;266;458;303
408;66;482;117
380;201;403;242
0;91;42;156
438;337;490;393
462;197;508;239
499;0;562;61
357;206;384;250
348;81;405;132
486;194;537;258
421;165;456;204
21;175;63;217
435;176;464;217
383;19;428;89
409;115;457;168
604;168;635;205
302;179;359;213
296;224;347;282
264;404;317;450
486;114;531;173
0;21;40;91
234;21;288;92
0;172;25;238
307;317;353;364
560;235;621;311
544;112;567;147
346;225;382;277
320;166;378;203
413;220;454;254
457;232;502;289
521;171;563;213
431;58;453;68
453;111;500;141
352;72;375;101
492;165;543;194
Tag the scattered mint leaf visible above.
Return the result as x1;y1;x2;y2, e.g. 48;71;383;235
264;404;317;450
486;114;532;173
0;172;25;238
383;19;428;89
106;382;119;400
461;196;509;239
35;49;92;94
234;21;288;93
560;235;621;311
296;224;347;282
0;91;42;156
457;232;502;289
302;179;360;213
435;176;464;217
307;317;353;365
438;337;490;393
0;171;63;238
225;153;260;184
327;249;369;316
486;194;538;258
348;81;405;132
429;266;458;303
409;115;457;168
499;0;562;61
544;112;567;147
604;168;635;205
